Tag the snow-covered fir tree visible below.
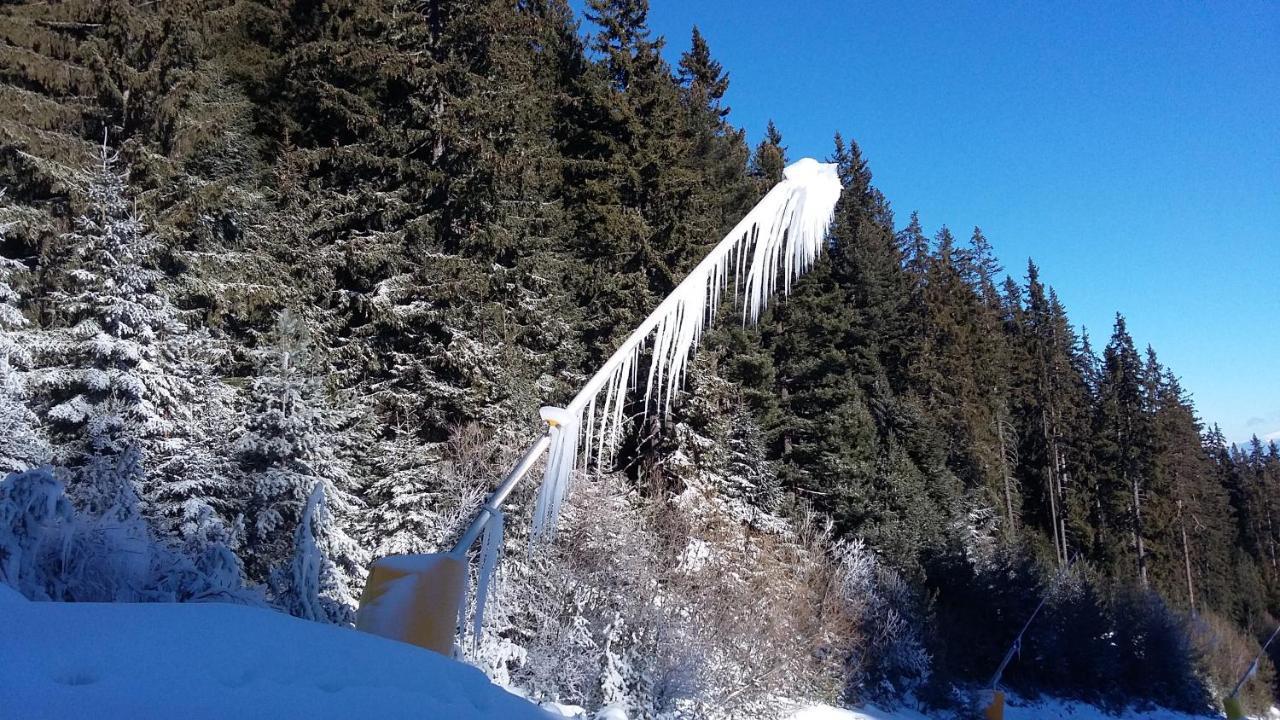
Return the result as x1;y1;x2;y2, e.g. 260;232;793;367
21;142;248;600
273;481;359;624
236;309;365;618
359;420;497;557
144;337;241;543
0;190;48;474
33;140;226;524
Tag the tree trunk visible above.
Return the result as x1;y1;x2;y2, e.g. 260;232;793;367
1131;469;1148;587
1042;408;1063;566
1178;496;1196;613
1052;430;1069;562
996;411;1016;534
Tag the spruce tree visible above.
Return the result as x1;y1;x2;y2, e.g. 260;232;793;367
749;120;786;185
235;309;365;605
1095;314;1154;584
678;27;729;120
34;141;225;526
0;192;47;474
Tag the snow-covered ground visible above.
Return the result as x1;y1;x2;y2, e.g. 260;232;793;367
790;697;1272;720
0;590;547;720
6;584;1275;720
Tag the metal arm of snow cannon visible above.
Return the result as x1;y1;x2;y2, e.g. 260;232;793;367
981;592;1049;720
1227;622;1280;702
988;591;1050;692
451;431;553;556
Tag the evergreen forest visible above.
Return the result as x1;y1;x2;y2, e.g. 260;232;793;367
1;1;1277;716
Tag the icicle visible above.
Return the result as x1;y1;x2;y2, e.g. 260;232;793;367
472;508;504;645
532;407;578;541
528;158;842;540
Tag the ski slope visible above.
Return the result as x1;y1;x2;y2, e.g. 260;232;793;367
0;590;546;720
791;699;1265;720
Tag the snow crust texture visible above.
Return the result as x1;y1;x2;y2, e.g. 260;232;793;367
790;699;1247;720
0;600;548;720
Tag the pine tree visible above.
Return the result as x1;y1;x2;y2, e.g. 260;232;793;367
749;120;786;185
1095;314;1154;584
896;211;931;282
235;309;365;605
677;27;729;120
1147;369;1232;612
1012;262;1091;566
0;192;47;474
31;141;233;536
273;482;362;625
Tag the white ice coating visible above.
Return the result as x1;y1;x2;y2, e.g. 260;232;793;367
471;508;503;645
531;158;843;541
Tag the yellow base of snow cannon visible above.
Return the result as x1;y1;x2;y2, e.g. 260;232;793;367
983;690;1005;720
355;554;465;655
1224;696;1246;720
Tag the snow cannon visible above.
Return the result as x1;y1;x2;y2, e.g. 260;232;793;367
355;554;466;655
355;412;562;654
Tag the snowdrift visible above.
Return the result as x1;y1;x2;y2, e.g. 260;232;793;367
0;594;547;720
790;700;1237;720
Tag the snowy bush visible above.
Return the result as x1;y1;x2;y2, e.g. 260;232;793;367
0;467;73;598
0;466;257;604
835;538;932;702
1189;611;1277;716
467;459;912;720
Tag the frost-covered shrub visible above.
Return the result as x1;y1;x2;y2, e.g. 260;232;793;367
1189;611;1277;716
272;482;358;624
476;466;900;720
0;466;74;598
836;539;932;701
495;474;660;713
0;466;258;604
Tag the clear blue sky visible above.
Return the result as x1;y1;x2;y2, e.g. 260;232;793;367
570;0;1280;446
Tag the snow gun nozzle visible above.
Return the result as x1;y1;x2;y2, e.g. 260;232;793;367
539;406;572;428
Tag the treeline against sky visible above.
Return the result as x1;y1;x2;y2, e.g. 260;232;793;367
2;0;1279;713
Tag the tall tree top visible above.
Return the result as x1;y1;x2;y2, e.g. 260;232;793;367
959;226;1001;294
934;226;956;262
678;26;729;116
585;0;663;90
750;119;786;184
897;211;930;277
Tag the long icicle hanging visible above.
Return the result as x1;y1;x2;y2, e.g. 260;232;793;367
471;508;504;646
530;158;843;541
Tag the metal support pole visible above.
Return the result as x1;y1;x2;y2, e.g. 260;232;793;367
989;592;1050;691
451;433;552;556
1228;622;1280;701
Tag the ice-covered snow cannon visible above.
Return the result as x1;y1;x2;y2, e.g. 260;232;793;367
355;159;843;654
355;554;465;654
355;421;554;654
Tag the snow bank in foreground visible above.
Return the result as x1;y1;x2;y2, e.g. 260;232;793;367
790;696;1229;720
0;600;548;720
